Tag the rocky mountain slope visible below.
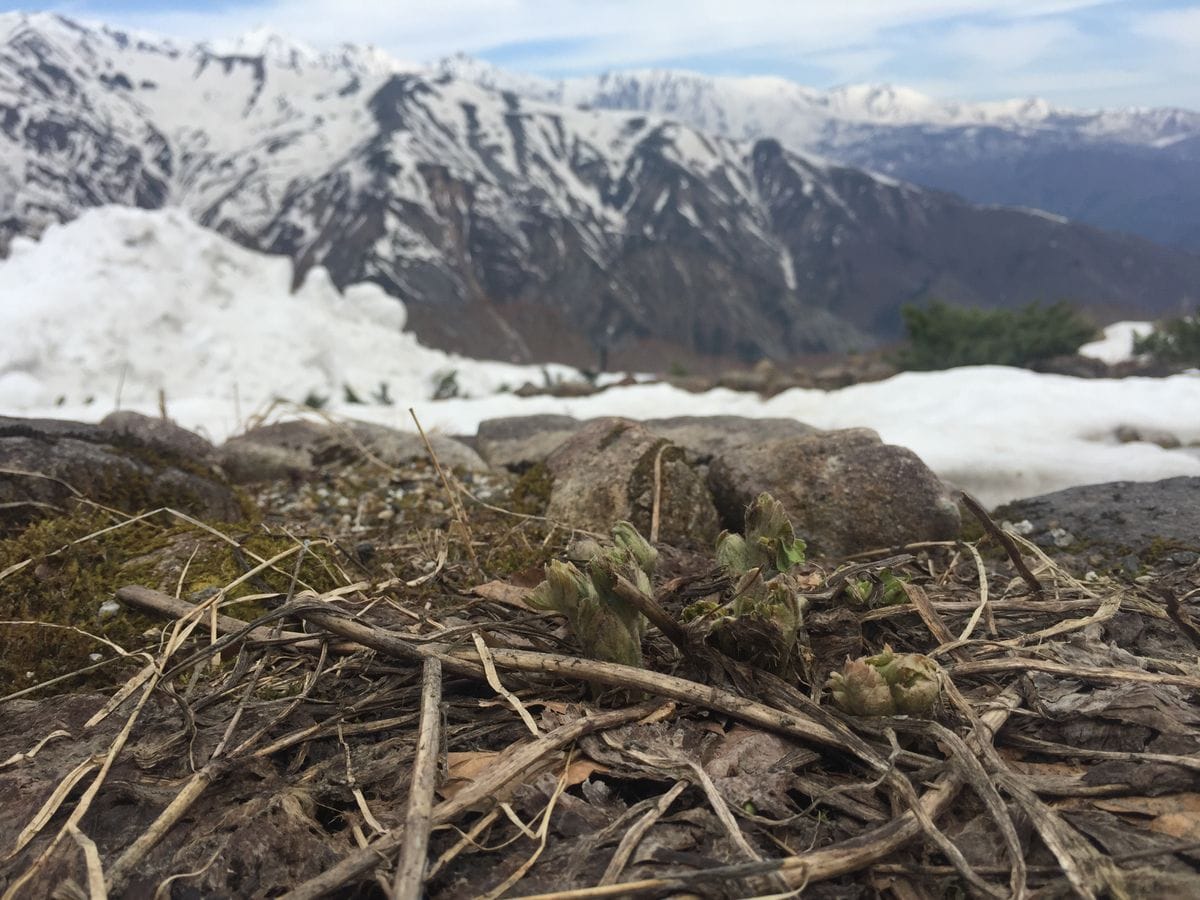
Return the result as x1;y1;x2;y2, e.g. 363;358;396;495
443;58;1200;250
3;14;1200;367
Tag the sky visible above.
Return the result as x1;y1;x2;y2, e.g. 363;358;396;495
4;0;1199;110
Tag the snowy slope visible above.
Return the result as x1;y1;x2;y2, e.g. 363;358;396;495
1;207;1197;507
437;58;1200;248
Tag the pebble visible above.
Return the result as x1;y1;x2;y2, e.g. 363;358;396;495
1118;553;1141;576
1049;527;1076;548
1171;550;1199;566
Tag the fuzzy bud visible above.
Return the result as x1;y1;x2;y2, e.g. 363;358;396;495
612;521;657;576
827;647;941;717
828;658;895;716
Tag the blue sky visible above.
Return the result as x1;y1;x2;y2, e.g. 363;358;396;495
6;1;1199;109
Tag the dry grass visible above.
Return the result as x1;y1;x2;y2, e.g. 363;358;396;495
1;457;1199;899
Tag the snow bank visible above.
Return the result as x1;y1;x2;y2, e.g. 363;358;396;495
1078;321;1154;365
2;206;1197;508
0;207;576;438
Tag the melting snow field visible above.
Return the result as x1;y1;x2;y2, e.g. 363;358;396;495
1;206;1197;508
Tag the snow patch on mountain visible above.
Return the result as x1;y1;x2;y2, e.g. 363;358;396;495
435;56;1200;144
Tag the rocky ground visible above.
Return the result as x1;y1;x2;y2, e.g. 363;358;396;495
1;411;1198;898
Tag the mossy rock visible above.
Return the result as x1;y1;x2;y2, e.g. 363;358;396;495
543;418;719;547
0;417;245;535
509;462;555;516
0;503;343;695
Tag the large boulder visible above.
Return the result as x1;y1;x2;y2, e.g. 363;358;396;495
475;414;818;474
994;477;1200;563
642;416;816;466
218;418;487;484
475;415;584;472
99;411;215;460
708;428;961;558
0;416;242;529
544;418;720;547
216;421;328;483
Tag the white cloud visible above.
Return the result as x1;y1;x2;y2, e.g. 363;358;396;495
1135;5;1200;50
76;0;1114;65
938;18;1081;70
39;0;1196;109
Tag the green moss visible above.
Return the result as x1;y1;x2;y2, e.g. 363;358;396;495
509;462;554;516
0;502;342;696
1143;536;1198;563
485;537;556;578
0;507;168;693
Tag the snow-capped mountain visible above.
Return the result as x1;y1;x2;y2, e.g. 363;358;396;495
3;14;1200;368
436;59;1200;249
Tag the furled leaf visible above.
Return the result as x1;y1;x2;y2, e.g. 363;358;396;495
612;520;658;576
827;647;941;717
828;658;895;716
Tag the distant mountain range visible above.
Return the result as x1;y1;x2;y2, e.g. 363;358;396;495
2;13;1199;368
440;56;1200;251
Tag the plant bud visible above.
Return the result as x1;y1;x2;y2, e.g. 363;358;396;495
745;493;805;574
527;559;589;614
876;651;941;716
612;521;657;575
827;647;942;717
716;531;751;574
828;658;895;716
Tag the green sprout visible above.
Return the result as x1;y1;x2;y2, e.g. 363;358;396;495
685;493;810;679
826;646;942;717
845;570;909;607
715;492;806;579
526;521;655;668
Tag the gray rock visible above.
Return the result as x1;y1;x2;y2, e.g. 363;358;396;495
642;416;816;465
337;421;488;473
544;418;720;547
0;415;108;442
1113;425;1182;450
99;411;214;460
707;428;961;558
994;477;1200;561
217;421;328;483
475;414;817;473
0;418;242;528
475;415;584;472
218;418;487;484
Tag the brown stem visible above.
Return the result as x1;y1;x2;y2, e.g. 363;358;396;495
960;492;1043;598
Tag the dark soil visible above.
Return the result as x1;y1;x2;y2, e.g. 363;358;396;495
2;449;1199;899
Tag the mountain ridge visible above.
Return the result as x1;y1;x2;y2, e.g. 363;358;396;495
2;13;1199;368
434;56;1200;249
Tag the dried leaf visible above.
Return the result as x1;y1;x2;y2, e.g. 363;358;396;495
471;580;534;609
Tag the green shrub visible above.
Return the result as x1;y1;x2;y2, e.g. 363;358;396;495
1133;309;1200;367
896;300;1097;370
